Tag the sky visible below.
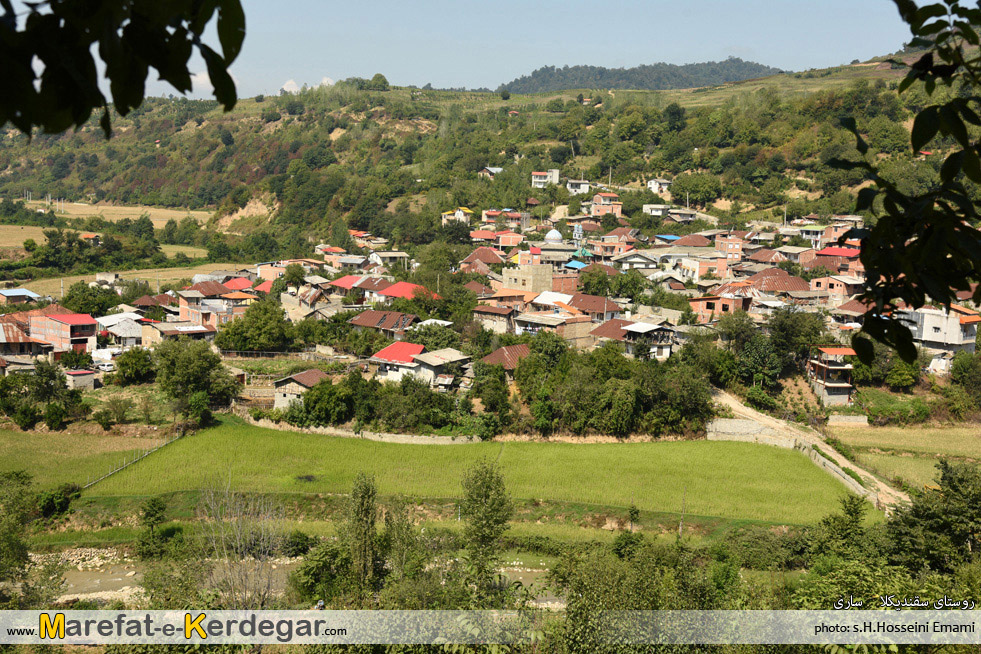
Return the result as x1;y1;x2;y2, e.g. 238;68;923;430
166;0;914;98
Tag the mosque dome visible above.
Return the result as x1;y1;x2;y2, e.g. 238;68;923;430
544;229;563;243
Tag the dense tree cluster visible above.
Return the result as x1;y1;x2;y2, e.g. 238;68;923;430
0;361;88;431
501;58;782;94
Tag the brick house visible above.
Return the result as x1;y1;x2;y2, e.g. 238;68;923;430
688;295;753;324
590;192;623;218
29;314;97;352
809;275;865;301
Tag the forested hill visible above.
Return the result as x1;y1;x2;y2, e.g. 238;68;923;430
0;60;921;273
501;58;784;94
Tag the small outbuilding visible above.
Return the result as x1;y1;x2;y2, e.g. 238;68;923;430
64;369;96;391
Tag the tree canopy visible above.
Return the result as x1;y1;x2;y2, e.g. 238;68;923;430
0;0;244;136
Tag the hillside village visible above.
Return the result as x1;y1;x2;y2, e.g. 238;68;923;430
1;170;978;419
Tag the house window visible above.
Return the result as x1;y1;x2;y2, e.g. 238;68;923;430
933;326;941;333
706;302;715;310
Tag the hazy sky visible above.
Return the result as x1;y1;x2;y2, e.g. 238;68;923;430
168;0;914;98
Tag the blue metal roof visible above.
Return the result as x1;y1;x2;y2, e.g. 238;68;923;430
0;288;40;298
564;260;588;270
656;234;680;241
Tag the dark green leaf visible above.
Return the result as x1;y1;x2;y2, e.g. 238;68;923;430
199;44;237;110
99;106;111;139
941;150;964;183
851;334;875;366
911;106;940;153
217;0;245;63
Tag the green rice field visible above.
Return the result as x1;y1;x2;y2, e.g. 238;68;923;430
82;417;851;525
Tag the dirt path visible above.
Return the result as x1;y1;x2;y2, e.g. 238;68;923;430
713;390;909;508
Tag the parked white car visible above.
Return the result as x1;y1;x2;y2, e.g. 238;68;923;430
96;362;115;372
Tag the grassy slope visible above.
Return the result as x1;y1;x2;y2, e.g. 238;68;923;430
0;427;167;488
87;417;849;524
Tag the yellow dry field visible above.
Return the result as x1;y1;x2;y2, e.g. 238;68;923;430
0;226;207;258
0;224;52;248
27;201;211;228
23;262;234;296
160;244;209;258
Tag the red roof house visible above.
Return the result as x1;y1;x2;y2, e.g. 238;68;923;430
378;282;441;301
815;246;860;258
371;341;426;365
223;277;255;291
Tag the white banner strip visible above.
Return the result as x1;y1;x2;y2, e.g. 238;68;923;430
0;610;979;645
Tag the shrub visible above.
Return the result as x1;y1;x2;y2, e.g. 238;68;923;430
103;396;132;424
93;409;114;431
43;403;66;430
186;391;212;426
722;525;810;570
950;351;981;400
37;483;81;518
856;389;932;425
746;386;780;412
933;384;975;421
13;403;40;431
283;399;308;427
476;413;501;441
825;437;856;461
136;532;166;559
248;407;268;421
281;529;316;557
611;531;643;559
842;467;865;488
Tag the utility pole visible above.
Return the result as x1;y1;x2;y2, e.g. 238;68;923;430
678;484;687;540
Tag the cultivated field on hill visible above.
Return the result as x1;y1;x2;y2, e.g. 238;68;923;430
86;417;851;525
0;224;206;260
24;201;211;228
0;426;167;488
0;224;50;247
832;424;981;489
22;262;232;296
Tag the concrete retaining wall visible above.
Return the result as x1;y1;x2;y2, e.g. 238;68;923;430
244;416;474;445
706;419;793;449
